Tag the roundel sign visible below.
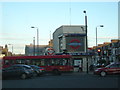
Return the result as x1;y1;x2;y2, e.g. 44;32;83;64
47;48;55;55
68;39;82;49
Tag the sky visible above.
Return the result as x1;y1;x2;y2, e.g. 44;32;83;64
0;0;119;54
118;1;120;39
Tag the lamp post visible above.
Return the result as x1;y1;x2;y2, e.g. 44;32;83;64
95;25;104;63
31;26;39;56
83;10;88;74
8;44;13;55
96;25;104;50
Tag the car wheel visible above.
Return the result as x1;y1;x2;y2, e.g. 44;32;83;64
100;71;106;77
20;73;27;79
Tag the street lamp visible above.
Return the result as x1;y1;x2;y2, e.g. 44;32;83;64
96;25;104;49
8;44;13;55
31;26;39;56
83;10;88;74
95;25;104;64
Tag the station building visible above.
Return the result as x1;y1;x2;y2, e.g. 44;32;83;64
53;25;93;72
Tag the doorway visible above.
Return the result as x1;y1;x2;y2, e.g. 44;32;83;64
73;58;83;72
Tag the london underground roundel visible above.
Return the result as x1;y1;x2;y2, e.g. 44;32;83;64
68;39;82;49
47;48;55;55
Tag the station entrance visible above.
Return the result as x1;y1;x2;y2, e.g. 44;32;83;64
73;58;83;72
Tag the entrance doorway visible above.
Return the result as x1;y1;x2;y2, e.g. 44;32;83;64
73;58;83;72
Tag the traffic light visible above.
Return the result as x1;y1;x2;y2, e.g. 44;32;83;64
97;49;101;56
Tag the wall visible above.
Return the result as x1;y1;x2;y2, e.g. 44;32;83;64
63;25;85;34
53;26;63;53
53;25;86;53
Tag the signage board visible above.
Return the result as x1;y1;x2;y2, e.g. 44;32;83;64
66;35;85;52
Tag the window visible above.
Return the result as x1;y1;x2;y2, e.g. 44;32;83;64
46;59;52;66
4;60;9;65
16;60;22;64
13;66;22;70
22;60;29;65
110;64;118;68
32;59;45;66
117;64;120;68
63;59;68;65
46;58;66;66
23;66;32;69
68;58;73;66
40;59;45;66
5;66;14;70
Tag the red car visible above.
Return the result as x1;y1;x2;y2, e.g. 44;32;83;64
94;62;120;77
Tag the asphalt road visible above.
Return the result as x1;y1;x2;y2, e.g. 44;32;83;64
2;72;120;88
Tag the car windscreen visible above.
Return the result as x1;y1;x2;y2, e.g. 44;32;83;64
23;66;32;69
105;64;111;68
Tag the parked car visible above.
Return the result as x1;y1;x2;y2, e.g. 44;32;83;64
2;64;34;79
93;63;106;68
29;65;45;76
94;62;120;77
